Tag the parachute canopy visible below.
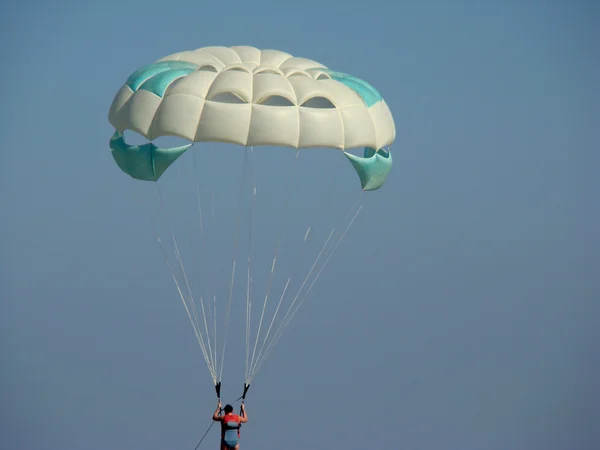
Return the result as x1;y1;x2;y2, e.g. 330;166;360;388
107;46;398;393
108;45;394;190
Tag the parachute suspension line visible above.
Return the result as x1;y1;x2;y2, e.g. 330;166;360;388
212;293;217;380
248;275;292;381
245;147;256;383
248;227;335;381
155;233;216;383
288;196;365;323
250;190;365;380
192;149;218;378
157;181;217;378
204;144;219;383
248;149;301;383
135;177;215;381
248;170;339;375
192;144;218;372
219;145;251;382
193;150;205;240
303;170;339;246
153;181;217;383
245;268;251;382
164;188;219;377
286;189;364;321
156;182;199;332
255;195;364;379
209;145;218;342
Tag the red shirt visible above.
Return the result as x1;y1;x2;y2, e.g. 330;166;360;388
221;413;241;439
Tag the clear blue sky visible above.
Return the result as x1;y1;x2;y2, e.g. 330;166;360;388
2;1;599;449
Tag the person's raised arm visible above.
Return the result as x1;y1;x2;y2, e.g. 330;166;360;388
212;401;222;421
239;403;248;423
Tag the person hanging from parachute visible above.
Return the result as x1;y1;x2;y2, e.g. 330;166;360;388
108;45;395;447
213;400;248;450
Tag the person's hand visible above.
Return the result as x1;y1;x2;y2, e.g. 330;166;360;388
240;403;245;410
218;401;222;409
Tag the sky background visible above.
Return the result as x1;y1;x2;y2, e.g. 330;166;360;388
1;1;599;449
